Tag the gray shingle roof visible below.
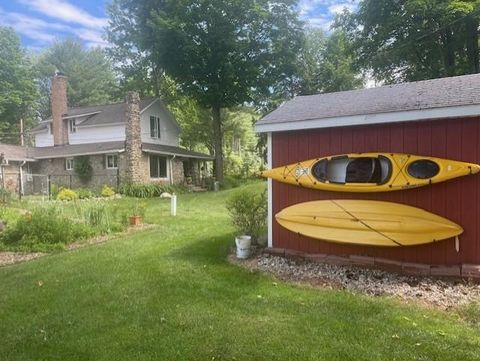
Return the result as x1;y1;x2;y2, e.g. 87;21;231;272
0;143;35;162
31;97;158;132
142;143;214;160
0;141;212;161
32;141;125;159
258;74;480;126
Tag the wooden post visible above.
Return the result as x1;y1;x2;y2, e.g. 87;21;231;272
116;167;120;189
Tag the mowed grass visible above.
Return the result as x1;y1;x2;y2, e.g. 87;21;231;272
0;182;479;361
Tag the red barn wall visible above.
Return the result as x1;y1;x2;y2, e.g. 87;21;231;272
271;117;480;266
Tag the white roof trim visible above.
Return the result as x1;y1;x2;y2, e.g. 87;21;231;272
255;104;480;133
34;149;125;159
62;111;101;120
78;122;125;129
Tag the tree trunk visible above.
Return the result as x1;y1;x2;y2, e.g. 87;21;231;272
444;27;456;76
212;106;224;183
466;16;479;74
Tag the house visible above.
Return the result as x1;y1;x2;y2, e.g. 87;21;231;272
0;73;213;194
255;73;480;278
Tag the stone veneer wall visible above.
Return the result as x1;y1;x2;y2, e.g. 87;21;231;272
125;92;147;183
31;154;123;190
29;153;188;189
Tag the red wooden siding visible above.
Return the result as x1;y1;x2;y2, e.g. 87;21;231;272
271;117;480;265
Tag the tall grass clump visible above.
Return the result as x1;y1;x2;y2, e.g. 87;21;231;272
73;202;126;234
118;183;186;198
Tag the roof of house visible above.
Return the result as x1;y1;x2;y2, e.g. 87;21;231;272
1;141;213;161
142;143;214;160
256;74;480;133
31;141;126;159
31;97;163;132
0;143;35;162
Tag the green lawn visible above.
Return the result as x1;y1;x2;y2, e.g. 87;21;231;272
0;182;479;360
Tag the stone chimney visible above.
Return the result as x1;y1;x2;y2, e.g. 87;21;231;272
125;91;144;183
51;72;68;146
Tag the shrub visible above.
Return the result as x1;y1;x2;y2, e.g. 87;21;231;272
0;207;22;226
226;189;267;243
74;156;93;183
0;207;91;248
77;188;95;199
0;188;12;204
50;184;60;199
101;185;115;197
57;188;79;201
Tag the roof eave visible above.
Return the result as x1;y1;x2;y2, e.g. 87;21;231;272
142;148;214;160
34;148;125;160
255;104;480;133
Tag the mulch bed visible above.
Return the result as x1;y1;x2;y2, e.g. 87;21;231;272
229;251;480;310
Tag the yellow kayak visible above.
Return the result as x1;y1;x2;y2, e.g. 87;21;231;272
261;153;480;192
276;200;463;247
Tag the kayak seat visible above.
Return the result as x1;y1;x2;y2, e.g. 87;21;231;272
312;159;328;182
345;158;375;183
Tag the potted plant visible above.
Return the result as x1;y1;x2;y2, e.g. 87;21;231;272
129;202;146;226
226;189;267;259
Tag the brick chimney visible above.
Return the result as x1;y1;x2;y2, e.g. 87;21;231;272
125;91;144;183
51;72;68;146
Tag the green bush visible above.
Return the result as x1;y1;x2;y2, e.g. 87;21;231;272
226;189;267;243
0;207;92;248
50;184;60;199
77;188;95;199
101;185;115;197
118;183;185;198
74;156;93;183
0;207;22;226
0;188;12;204
57;188;79;201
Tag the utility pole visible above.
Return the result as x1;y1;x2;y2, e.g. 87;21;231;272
20;118;24;146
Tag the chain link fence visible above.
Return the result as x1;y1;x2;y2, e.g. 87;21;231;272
0;171;120;200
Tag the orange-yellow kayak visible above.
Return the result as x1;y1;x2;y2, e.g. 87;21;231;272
261;153;480;192
276;200;463;247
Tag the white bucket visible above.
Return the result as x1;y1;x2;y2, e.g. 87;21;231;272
235;235;252;259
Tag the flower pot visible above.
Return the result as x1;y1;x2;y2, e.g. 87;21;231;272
129;215;142;226
235;235;252;259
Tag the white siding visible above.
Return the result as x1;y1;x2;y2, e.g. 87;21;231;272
140;101;180;146
35;130;53;147
69;125;125;144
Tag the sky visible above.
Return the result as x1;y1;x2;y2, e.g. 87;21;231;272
0;0;358;51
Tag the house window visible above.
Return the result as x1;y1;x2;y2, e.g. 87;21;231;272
65;158;74;171
150;155;168;179
69;118;77;133
106;154;118;169
150;116;161;139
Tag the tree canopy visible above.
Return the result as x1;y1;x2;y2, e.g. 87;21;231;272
106;0;304;181
298;28;364;95
35;39;118;118
338;0;480;83
0;26;37;142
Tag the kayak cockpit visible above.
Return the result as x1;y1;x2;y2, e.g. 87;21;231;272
312;156;392;184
